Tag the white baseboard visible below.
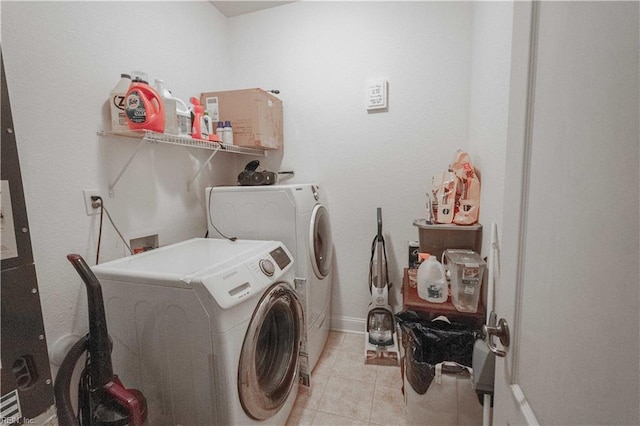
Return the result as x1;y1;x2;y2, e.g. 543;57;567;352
330;315;366;334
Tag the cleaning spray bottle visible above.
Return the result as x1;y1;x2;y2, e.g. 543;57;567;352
125;74;165;133
190;97;204;139
201;111;211;140
203;112;219;142
417;254;448;303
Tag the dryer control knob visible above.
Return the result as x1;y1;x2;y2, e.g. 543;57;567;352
259;259;275;277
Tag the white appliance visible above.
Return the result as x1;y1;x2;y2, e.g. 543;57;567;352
91;238;303;426
206;184;333;372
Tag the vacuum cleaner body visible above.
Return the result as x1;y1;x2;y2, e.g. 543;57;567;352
54;255;147;426
364;209;400;366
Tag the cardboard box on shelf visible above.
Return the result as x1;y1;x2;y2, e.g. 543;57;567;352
200;88;283;150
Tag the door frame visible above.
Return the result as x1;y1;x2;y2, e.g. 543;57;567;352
493;1;540;424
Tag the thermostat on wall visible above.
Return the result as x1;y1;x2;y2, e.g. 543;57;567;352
366;79;388;111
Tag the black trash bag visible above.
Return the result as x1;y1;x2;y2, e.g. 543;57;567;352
396;310;480;395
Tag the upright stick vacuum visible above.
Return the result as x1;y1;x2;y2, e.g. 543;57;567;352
54;254;147;426
364;208;400;366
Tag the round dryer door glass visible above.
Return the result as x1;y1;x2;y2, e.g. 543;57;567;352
310;204;333;279
238;283;303;421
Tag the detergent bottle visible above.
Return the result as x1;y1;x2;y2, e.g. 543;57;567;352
190;97;204;139
110;73;131;133
417;254;448;303
125;76;165;133
176;98;191;136
153;79;191;137
154;79;178;135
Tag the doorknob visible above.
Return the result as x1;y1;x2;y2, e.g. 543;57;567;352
483;314;510;358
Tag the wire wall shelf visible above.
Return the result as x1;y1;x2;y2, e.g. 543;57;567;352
98;130;267;196
99;130;266;156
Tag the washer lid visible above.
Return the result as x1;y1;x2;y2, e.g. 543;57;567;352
92;238;276;284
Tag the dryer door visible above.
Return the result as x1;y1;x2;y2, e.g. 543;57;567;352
309;204;333;279
238;282;303;420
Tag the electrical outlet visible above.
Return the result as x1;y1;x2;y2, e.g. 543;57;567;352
82;190;102;216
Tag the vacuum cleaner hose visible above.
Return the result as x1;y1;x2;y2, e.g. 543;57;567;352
53;335;89;426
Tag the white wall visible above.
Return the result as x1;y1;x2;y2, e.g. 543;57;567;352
468;1;513;251
2;1;513;373
2;1;237;369
225;1;511;329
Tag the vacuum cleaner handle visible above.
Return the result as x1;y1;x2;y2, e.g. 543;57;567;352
376;207;383;241
66;254;114;387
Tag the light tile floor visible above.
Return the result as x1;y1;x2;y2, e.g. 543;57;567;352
286;331;407;426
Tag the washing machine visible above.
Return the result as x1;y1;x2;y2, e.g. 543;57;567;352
206;184;333;372
91;238;303;426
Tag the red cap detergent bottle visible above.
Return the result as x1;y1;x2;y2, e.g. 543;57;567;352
125;76;165;133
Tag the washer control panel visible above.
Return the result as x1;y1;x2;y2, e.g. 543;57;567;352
269;246;292;270
253;245;291;278
202;242;294;310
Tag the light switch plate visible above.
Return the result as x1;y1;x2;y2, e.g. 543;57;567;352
366;79;388;111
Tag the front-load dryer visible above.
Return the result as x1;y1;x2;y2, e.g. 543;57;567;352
206;184;333;372
92;238;302;426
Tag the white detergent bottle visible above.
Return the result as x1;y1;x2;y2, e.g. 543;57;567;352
417;255;448;303
154;79;179;135
175;98;191;136
110;73;131;133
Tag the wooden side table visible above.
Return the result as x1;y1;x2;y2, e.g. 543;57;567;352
402;268;485;328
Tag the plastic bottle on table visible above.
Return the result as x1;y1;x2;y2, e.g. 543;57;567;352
417;255;447;303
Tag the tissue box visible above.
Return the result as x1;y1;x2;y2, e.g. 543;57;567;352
200;88;283;150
